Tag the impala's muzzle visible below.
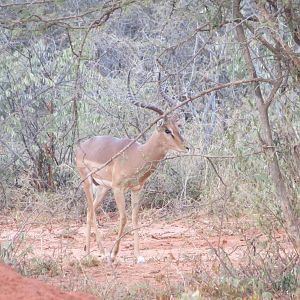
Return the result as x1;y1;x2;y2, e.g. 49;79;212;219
176;141;190;153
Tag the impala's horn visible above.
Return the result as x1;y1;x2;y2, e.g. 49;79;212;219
127;71;164;115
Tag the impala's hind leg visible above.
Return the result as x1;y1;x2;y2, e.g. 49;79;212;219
92;186;109;254
79;170;94;254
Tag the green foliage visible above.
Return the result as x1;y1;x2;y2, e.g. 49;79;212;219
272;267;299;295
0;239;16;265
22;257;61;277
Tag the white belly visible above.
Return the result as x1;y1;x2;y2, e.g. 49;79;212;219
92;177;112;188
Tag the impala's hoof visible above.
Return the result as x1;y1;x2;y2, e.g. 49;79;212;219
137;256;145;264
110;253;116;263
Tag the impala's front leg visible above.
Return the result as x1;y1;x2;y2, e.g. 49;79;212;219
131;190;144;263
111;187;127;261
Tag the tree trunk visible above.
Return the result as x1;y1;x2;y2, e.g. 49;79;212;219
233;0;300;255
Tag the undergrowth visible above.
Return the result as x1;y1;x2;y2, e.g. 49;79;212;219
0;188;299;300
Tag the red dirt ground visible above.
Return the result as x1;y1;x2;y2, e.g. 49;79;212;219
0;210;293;299
0;262;98;300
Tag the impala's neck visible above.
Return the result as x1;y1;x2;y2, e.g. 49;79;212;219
140;130;168;163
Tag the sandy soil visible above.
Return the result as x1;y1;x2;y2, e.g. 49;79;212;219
0;210;292;299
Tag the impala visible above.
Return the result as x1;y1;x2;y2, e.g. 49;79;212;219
75;72;189;263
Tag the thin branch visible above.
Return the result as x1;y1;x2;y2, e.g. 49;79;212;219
0;0;129;30
0;0;54;8
163;150;264;161
243;22;278;55
206;156;226;187
164;78;272;115
265;76;283;109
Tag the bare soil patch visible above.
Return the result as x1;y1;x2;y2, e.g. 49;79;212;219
0;210;293;299
0;261;98;300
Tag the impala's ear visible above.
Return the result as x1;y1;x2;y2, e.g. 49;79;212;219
171;112;185;123
156;117;166;129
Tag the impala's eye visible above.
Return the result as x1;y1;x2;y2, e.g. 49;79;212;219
165;128;172;134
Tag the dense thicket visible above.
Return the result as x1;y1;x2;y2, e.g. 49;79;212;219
0;0;299;296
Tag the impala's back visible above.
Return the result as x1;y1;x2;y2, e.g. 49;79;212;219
75;136;141;188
